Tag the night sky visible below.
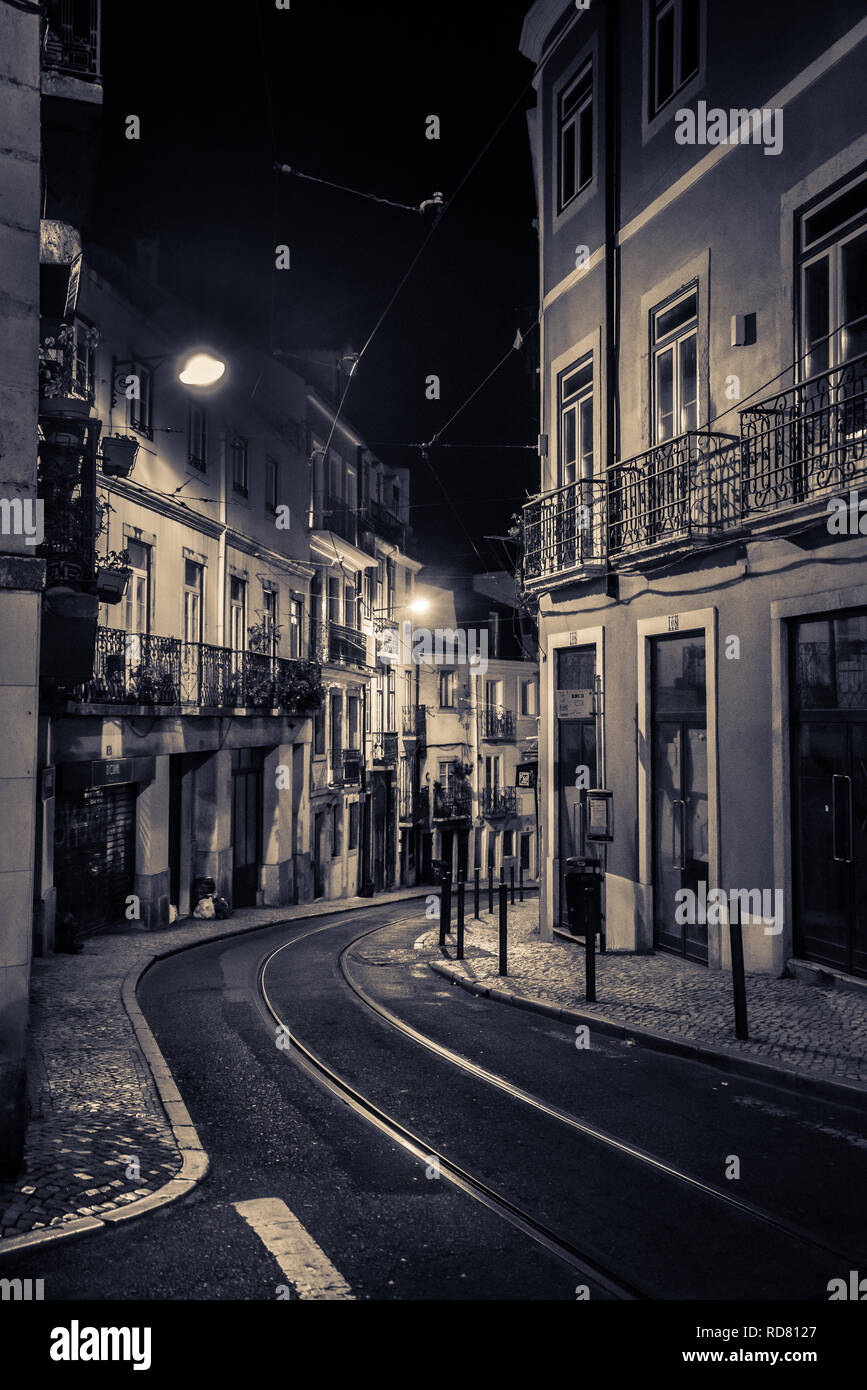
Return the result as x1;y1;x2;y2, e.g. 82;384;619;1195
91;1;540;573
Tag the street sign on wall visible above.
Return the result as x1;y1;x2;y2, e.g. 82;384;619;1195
556;688;594;718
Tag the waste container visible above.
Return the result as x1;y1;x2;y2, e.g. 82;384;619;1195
191;875;216;908
563;857;602;939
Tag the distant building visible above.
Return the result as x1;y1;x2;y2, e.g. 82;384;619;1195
520;0;867;979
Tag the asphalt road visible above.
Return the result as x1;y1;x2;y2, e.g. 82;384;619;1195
4;899;866;1302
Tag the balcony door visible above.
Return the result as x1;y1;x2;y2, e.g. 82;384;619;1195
651;633;709;963
791;611;867;979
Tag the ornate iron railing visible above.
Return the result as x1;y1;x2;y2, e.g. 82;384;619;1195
366;497;406;547
373;732;399;763
739;353;867;515
400;786;430;823
607;430;740;558
483;708;515;740
65;627;322;711
43;0;101;79
308;619;367;667
481;787;518;817
522;477;607;583
432;784;472;820
312;494;358;546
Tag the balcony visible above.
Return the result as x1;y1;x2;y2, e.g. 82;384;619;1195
366;497;406;548
43;0;101;80
607;430;740;560
483;707;515;741
522;478;607;585
312;494;358;547
432;783;472;821
373;732;399;764
309;619;368;669
342;748;363;787
481;787;518;818
58;628;323;712
400;786;430;825
739;353;867;518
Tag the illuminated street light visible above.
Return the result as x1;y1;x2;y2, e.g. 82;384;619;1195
178;351;227;387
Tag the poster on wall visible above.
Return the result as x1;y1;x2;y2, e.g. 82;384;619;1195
556;688;594;718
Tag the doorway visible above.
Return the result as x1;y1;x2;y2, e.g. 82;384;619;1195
231;748;263;908
791;611;867;978
651;633;709;963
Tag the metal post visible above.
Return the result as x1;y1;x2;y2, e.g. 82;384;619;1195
456;881;465;960
729;918;749;1041
473;866;480;920
510;864;515;905
519;863;524;902
439;877;451;948
498;882;508;976
488;866;494;915
585;913;596;1003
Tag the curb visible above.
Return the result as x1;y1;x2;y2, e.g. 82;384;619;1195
430;962;867;1110
1;892;429;1258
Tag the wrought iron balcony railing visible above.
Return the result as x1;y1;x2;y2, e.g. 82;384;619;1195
400;786;430;824
607;430;740;559
483;707;515;740
373;732;399;763
309;619;368;668
43;0;101;79
739;352;867;517
61;628;323;711
432;784;472;820
342;748;363;786
312;494;358;546
481;786;518;817
365;497;406;547
522;477;607;583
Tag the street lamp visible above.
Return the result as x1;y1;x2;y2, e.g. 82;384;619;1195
111;346;229;408
178;351;227;388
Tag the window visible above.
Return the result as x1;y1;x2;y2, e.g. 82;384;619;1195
520;679;538;717
314;702;326;757
73;319;96;402
503;830;514;857
558;62;593;213
651;287;698;443
183;559;203;643
129;361;153;439
124;539;151;634
188;405;207;471
348;801;360;851
486;679;503;713
261;588;278;658
288;596;302;658
328;575;341;626
331;803;342;857
344;581;357;631
650;0;700;116
265;457;279;512
229;577;246;653
438;760;453;791
800;173;867;377
347;695;360;749
330;691;343;756
230;437;248;496
485;755;502;792
559;354;594;485
439;671;456;708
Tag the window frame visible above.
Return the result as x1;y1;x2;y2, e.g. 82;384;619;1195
556;59;593;216
558;352;595;486
649;0;700;119
797;171;867;379
188;404;207;472
649;283;699;445
230;436;249;497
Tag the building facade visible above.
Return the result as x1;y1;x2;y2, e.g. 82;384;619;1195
520;0;867;978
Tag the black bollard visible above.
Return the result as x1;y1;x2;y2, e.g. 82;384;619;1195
488;866;494;915
510;865;515;905
498;882;508;976
456;881;465;960
729;918;749;1040
473;866;480;920
519;863;524;902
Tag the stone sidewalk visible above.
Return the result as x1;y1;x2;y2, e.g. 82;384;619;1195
416;899;867;1096
0;888;426;1248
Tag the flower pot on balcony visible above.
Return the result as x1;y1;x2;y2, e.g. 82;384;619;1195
100;435;139;479
95;565;131;604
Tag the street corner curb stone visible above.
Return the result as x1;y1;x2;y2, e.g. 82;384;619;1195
428;963;867;1110
0;1216;104;1257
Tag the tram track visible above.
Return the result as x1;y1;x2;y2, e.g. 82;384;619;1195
258;913;863;1299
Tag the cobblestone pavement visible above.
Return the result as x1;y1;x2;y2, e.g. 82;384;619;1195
409;900;867;1085
0;888;425;1244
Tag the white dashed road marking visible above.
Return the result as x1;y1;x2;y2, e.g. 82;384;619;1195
234;1198;354;1300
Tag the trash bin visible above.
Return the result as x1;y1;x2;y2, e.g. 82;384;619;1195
563;857;602;939
191;875;216;908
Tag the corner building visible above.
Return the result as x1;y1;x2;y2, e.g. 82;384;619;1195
520;0;867;978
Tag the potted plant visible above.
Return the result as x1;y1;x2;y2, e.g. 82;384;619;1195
101;435;139;479
38;322;98;417
94;549;131;604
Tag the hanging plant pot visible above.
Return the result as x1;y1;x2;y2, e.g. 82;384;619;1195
38;393;92;420
95;565;131;604
100;434;139;479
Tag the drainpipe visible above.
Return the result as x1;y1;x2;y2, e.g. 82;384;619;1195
604;0;621;600
217;426;227;648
